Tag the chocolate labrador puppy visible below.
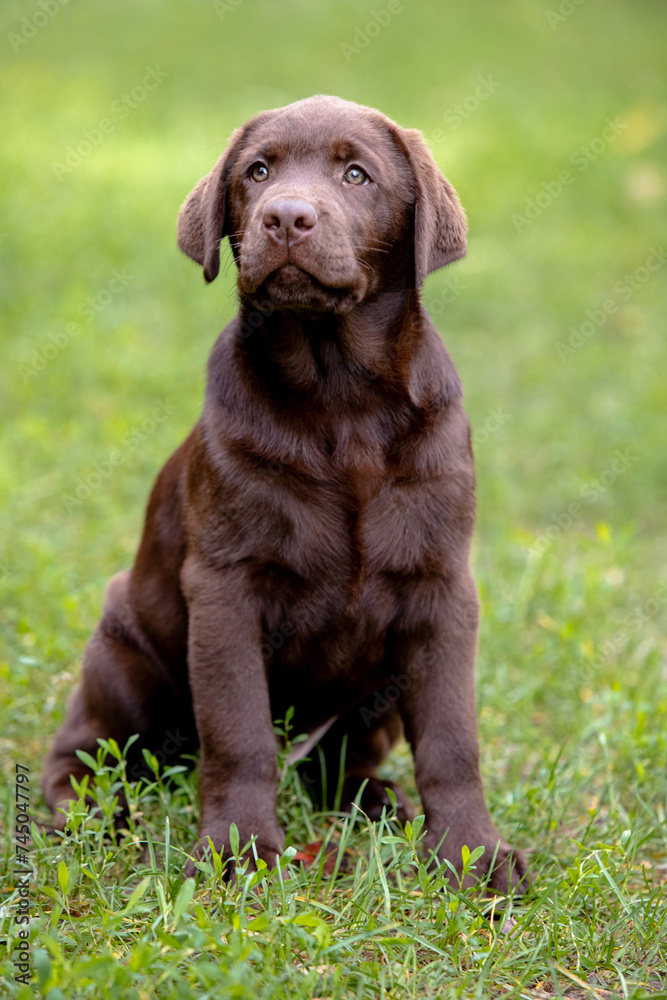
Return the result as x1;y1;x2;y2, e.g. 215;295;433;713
43;95;527;891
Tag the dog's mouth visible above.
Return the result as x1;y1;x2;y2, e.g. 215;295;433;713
270;261;318;288
247;262;364;314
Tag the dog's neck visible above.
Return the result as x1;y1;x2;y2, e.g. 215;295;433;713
232;289;451;411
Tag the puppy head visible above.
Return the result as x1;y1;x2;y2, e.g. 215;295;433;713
178;96;466;311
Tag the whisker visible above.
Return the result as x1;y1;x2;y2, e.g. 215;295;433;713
350;244;391;254
354;256;374;273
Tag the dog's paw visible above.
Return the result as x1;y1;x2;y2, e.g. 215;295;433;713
471;839;529;895
184;822;284;880
427;824;529;895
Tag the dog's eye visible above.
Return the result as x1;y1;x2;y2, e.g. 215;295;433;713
250;162;269;182
343;166;369;186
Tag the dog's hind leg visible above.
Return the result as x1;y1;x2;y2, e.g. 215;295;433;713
41;570;194;829
298;699;414;824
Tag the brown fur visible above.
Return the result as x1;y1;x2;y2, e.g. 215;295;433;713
43;95;527;891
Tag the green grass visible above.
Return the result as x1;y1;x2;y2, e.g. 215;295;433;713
1;0;666;996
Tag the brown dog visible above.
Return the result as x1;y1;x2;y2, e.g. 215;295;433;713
43;95;527;891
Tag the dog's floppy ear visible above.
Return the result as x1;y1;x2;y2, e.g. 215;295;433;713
177;157;228;283
177;116;269;283
398;128;467;288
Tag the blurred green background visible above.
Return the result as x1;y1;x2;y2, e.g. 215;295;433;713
1;0;665;845
1;2;666;993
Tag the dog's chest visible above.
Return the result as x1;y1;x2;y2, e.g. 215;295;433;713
205;392;469;628
254;464;449;593
215;415;455;588
257;468;453;682
294;414;450;578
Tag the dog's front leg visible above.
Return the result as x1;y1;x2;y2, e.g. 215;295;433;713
400;570;528;893
181;556;284;877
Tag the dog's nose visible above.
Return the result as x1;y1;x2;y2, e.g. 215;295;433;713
262;199;318;243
